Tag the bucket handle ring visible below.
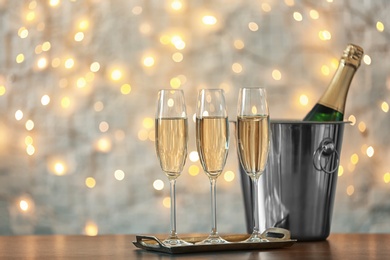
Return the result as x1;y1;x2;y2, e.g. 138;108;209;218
313;138;339;174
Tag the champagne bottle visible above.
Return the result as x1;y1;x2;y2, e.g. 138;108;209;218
303;44;364;121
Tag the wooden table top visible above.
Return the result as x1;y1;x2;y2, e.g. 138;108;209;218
0;233;389;259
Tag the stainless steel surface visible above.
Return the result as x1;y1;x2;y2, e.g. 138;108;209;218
240;120;348;241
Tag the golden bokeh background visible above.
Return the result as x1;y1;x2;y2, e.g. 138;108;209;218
0;0;389;235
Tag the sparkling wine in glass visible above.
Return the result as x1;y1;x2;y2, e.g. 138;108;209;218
155;89;190;246
236;87;270;243
196;89;230;244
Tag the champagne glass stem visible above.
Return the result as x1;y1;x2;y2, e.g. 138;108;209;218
169;179;178;239
251;176;261;239
210;178;218;237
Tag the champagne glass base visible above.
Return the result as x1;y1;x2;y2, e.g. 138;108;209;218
242;233;268;243
162;237;192;247
196;234;229;245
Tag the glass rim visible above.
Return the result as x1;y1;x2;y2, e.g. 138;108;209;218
198;88;225;92
239;87;267;91
158;88;184;92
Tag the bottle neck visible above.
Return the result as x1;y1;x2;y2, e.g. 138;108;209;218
318;60;357;114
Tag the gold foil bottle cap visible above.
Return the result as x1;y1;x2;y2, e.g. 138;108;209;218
342;44;364;68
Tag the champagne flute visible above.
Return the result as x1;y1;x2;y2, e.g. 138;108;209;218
196;89;230;244
236;87;270;243
155;89;190;246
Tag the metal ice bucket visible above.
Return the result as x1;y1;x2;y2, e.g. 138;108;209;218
240;120;348;241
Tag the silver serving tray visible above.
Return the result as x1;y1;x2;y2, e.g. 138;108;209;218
133;228;296;254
